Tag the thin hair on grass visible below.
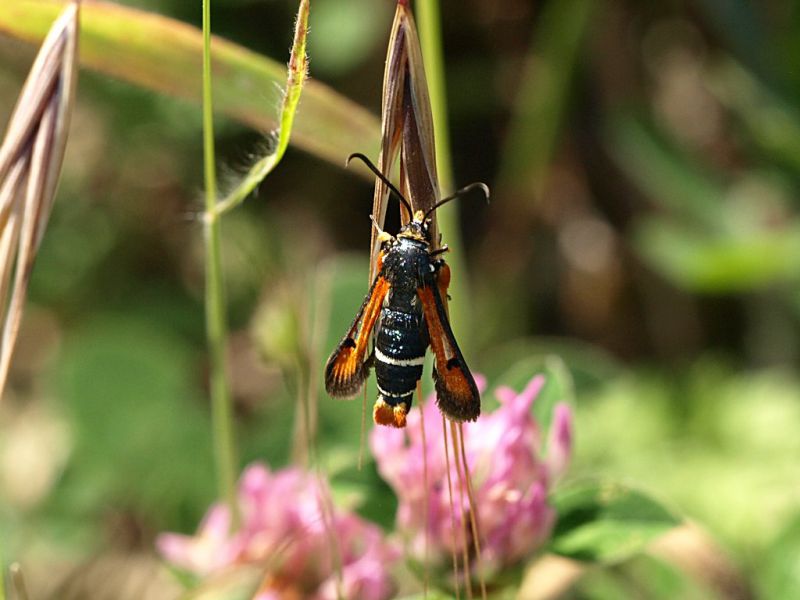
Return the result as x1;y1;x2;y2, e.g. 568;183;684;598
358;383;367;471
316;471;345;600
215;131;279;203
250;492;341;596
449;420;473;600
442;415;461;600
303;264;332;466
213;0;309;217
457;422;487;599
417;380;430;596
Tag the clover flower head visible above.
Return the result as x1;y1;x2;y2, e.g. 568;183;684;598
370;374;573;580
157;463;399;600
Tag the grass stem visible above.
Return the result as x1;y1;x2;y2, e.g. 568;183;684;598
416;0;471;347
202;0;239;525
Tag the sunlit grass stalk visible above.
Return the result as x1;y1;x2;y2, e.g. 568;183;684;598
416;0;470;347
201;0;239;524
201;0;309;519
497;0;592;196
416;1;453;193
213;0;308;217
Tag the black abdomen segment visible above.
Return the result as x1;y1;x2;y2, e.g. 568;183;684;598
374;306;427;408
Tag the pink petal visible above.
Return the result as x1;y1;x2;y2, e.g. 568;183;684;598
516;374;546;413
547;402;573;480
474;373;488;394
494;385;517;405
199;504;233;540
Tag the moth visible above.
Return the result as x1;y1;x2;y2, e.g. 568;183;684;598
325;153;487;428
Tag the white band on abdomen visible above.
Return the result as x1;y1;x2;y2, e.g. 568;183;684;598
376;383;412;398
374;347;425;367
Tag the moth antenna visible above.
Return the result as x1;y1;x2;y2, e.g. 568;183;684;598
424;182;490;220
347;152;414;217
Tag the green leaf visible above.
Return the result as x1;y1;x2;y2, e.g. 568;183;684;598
635;218;800;292
573;553;710;600
549;482;680;563
54;315;215;529
757;514;800;599
0;0;379;169
624;553;711;600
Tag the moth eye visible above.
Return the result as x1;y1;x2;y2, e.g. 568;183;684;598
446;357;459;370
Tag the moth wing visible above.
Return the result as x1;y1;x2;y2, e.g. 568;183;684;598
325;273;391;398
417;270;480;422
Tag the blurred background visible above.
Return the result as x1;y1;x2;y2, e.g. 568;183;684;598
1;0;799;597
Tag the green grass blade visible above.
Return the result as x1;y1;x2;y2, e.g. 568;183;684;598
200;0;239;522
605;114;727;231
497;0;593;197
214;0;310;216
416;0;471;348
0;0;378;169
708;59;800;178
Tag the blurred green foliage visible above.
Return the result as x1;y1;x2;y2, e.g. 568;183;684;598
2;0;800;597
550;483;680;563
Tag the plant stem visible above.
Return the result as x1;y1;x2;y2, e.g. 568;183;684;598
202;0;238;524
416;0;471;348
416;0;453;193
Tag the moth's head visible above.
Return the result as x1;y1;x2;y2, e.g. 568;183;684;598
398;210;432;243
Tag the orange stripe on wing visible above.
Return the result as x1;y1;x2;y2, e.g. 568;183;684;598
417;282;480;422
325;275;390;397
